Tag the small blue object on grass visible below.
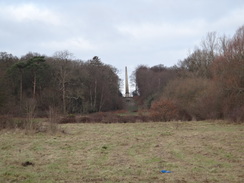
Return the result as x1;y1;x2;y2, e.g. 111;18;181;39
161;170;172;173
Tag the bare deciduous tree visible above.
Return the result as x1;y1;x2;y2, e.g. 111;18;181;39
53;50;73;114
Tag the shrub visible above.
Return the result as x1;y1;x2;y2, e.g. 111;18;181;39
163;77;214;120
0;116;43;133
59;114;76;123
222;95;244;122
137;114;151;122
0;116;26;130
76;112;148;123
150;99;183;121
46;107;60;134
102;113;120;123
193;81;224;120
89;112;105;123
227;106;244;123
78;116;91;123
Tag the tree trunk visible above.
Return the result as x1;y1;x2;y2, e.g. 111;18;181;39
62;75;66;114
99;87;104;112
33;72;36;98
94;80;97;110
89;88;93;108
20;72;23;102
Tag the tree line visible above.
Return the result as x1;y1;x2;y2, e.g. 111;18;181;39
0;51;122;116
0;25;243;122
133;25;244;122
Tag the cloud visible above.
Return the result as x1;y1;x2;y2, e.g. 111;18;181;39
213;5;244;35
0;3;61;25
0;0;243;72
116;21;206;41
40;37;97;53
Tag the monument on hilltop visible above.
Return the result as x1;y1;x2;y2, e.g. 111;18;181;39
125;66;130;97
123;66;136;111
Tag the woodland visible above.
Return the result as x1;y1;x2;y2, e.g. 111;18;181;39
0;25;244;122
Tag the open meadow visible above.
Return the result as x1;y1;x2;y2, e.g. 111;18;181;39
0;121;243;183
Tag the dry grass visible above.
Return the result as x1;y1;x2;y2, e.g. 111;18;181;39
0;121;243;182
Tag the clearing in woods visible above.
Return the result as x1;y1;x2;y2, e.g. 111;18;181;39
0;121;243;182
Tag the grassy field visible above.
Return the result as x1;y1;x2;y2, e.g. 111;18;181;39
0;121;243;183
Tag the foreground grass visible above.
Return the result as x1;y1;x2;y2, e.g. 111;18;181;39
0;121;243;183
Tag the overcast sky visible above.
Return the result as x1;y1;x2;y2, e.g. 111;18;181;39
1;0;244;90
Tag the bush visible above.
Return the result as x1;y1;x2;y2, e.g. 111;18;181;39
46;107;60;134
227;106;244;122
59;114;76;123
137;114;151;122
0;108;64;134
78;116;91;123
163;77;215;120
0;116;26;130
75;112;150;123
193;81;224;120
150;99;187;121
222;95;244;122
0;116;43;133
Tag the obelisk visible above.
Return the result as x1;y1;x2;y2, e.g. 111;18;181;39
125;66;129;97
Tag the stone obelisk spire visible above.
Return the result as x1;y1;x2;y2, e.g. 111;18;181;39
125;66;129;97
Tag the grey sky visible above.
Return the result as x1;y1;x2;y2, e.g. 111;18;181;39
1;0;244;90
